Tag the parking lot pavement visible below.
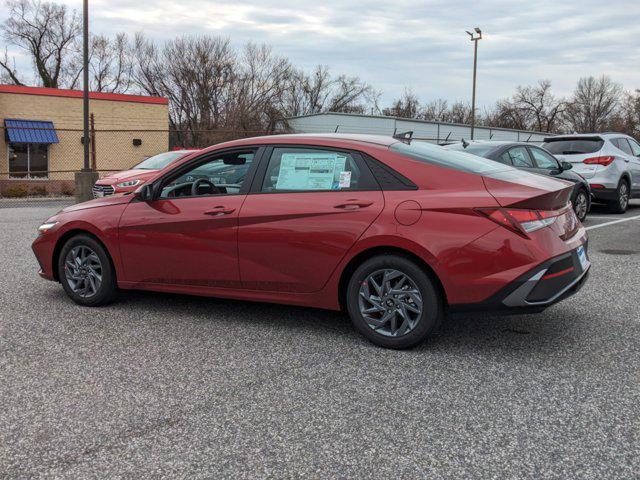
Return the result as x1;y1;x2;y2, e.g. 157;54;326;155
1;202;639;479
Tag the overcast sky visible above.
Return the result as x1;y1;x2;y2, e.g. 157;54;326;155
2;0;640;108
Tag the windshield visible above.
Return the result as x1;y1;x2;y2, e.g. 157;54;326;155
444;143;497;157
391;141;508;175
543;138;604;155
134;151;187;170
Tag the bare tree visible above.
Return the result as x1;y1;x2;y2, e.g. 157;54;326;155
564;76;622;133
283;65;375;117
87;33;132;93
328;74;374;113
421;99;450;122
513;80;565;132
485;81;564;132
447;101;473;124
607;90;640;138
0;0;81;88
383;89;421;118
229;43;292;132
132;34;238;145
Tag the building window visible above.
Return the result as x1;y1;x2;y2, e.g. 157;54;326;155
8;143;49;179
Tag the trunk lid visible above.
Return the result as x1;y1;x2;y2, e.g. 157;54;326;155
482;169;574;210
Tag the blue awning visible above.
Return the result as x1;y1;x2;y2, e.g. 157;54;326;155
4;119;59;144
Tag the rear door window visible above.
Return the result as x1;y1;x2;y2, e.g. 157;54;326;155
501;147;533;168
260;147;376;192
529;147;559;169
543;138;604;155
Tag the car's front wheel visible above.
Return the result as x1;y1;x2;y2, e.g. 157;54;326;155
608;179;630;214
57;234;117;306
573;188;589;222
346;254;443;349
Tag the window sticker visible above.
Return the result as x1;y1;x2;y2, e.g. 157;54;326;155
275;152;349;190
338;171;352;188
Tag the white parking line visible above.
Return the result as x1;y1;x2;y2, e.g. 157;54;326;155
585;215;640;231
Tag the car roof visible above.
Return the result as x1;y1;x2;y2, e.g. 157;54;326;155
448;140;537;148
543;133;630;140
201;133;400;151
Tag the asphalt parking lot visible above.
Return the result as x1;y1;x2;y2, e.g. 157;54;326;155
1;202;639;478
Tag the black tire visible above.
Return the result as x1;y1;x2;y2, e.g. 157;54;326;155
573;188;589;222
57;234;118;306
346;254;443;349
607;179;630;214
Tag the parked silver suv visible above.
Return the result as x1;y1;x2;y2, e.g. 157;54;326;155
543;133;640;213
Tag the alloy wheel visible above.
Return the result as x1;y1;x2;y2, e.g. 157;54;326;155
358;268;423;337
574;192;588;221
619;182;629;210
64;245;103;298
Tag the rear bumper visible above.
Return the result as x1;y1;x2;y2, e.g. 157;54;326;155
590;187;618;202
451;243;590;315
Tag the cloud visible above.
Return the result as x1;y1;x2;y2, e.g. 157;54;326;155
1;0;639;107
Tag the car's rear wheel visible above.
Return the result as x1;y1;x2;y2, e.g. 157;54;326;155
57;234;117;306
346;254;443;349
608;179;629;214
573;188;589;222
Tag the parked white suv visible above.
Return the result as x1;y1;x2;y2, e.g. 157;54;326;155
543;133;640;213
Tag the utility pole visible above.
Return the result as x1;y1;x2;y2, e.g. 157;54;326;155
83;0;89;171
75;0;98;203
466;27;482;140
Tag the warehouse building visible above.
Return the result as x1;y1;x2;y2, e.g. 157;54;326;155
0;85;168;196
286;112;549;144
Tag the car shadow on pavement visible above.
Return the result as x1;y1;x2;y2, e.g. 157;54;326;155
63;287;581;355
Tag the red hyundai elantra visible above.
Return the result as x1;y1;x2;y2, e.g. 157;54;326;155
32;134;590;349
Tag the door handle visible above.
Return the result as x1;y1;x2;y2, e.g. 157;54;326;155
204;206;235;216
333;200;374;210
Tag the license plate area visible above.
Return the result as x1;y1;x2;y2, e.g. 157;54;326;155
577;245;588;271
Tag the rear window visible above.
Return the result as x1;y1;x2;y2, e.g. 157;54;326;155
543;138;604;155
444;143;497;157
391;141;507;175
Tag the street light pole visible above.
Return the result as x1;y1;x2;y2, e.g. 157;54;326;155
466;27;482;140
82;0;89;171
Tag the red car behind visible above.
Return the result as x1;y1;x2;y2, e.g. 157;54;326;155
92;149;197;197
33;134;589;349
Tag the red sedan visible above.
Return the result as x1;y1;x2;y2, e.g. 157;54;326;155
32;134;590;349
92;149;198;197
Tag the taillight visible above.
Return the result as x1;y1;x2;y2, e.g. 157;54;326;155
476;207;566;237
583;156;614;166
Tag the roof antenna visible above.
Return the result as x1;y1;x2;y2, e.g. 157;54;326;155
489;133;494;139
443;132;452;143
526;134;532;142
461;138;469;148
334;125;340;133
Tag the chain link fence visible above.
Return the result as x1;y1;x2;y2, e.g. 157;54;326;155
0;123;546;207
0;126;278;207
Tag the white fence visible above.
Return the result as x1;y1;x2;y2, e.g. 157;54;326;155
286;112;551;144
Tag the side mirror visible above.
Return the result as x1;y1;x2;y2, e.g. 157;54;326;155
561;161;573;171
134;183;153;202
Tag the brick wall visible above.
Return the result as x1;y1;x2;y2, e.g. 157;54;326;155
0;89;169;189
